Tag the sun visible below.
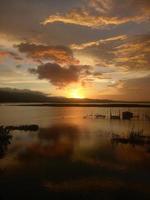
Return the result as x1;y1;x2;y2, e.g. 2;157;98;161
69;88;85;99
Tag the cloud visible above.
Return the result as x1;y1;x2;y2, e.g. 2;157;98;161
0;0;149;47
89;0;150;19
17;124;80;161
0;51;9;58
103;76;150;101
42;8;136;28
114;35;150;70
0;0;149;100
73;35;126;68
73;34;150;71
16;43;78;65
42;0;150;28
0;50;21;60
0;0;104;45
122;76;150;96
71;35;127;50
0;0;149;48
89;0;113;14
29;63;90;87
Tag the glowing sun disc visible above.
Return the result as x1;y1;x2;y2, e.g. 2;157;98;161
69;88;84;99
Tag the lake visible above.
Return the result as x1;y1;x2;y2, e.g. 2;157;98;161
0;105;150;200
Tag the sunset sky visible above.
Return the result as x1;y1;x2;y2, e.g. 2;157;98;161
0;0;150;101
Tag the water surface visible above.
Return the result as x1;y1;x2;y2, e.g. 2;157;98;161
0;106;150;199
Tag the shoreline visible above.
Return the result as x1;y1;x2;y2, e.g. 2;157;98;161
1;103;150;107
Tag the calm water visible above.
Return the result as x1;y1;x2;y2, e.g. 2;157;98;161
0;106;150;200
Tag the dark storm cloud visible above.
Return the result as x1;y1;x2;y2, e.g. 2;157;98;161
16;43;78;64
29;63;90;87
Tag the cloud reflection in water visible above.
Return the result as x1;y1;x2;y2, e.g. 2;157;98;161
0;122;150;199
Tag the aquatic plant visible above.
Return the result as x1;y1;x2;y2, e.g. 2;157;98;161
5;124;39;131
0;126;12;158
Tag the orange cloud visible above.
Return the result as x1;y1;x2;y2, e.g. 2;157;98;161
42;6;149;28
72;34;150;72
71;35;127;50
0;50;21;61
16;43;78;65
0;51;9;57
114;35;150;70
42;9;133;28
